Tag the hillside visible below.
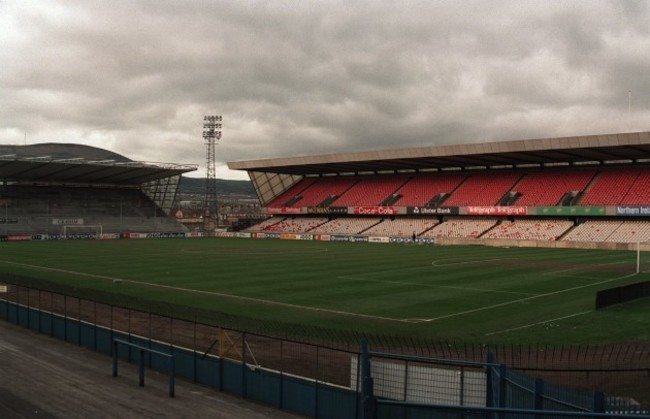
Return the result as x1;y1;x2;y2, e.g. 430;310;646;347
179;176;255;197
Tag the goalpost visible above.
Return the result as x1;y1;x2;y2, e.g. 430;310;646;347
636;241;650;274
62;224;103;239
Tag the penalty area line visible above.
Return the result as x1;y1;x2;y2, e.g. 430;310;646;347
484;310;592;336
337;275;537;296
415;271;638;323
542;260;631;280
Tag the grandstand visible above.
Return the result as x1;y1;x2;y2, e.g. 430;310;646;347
229;131;650;247
0;143;197;238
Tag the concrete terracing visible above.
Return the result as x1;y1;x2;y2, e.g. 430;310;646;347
0;321;302;419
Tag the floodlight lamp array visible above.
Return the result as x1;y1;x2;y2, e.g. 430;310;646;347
202;115;222;141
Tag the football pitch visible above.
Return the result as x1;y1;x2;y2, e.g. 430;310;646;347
0;238;648;344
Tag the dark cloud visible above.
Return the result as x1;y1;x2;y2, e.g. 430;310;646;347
1;0;648;179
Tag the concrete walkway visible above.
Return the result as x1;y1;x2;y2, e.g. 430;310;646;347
0;321;303;418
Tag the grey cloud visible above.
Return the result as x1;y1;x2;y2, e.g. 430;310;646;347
1;0;649;179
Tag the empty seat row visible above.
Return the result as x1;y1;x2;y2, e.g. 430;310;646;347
333;176;408;206
309;217;380;235
483;219;573;241
514;169;595;206
363;217;439;237
247;216;650;243
250;216;328;233
266;167;650;209
0;185;185;235
420;217;497;238
564;220;650;243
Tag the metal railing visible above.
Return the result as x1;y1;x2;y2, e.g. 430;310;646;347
112;338;175;397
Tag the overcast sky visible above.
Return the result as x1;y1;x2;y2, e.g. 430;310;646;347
1;1;648;180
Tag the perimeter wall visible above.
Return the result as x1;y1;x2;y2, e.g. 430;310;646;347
435;237;650;251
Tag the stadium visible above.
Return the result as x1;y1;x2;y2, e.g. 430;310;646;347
1;131;650;418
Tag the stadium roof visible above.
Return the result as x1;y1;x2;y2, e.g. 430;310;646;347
228;131;650;176
0;153;197;186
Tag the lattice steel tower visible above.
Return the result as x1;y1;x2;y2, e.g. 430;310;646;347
202;115;222;230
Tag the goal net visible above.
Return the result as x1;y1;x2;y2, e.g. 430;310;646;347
61;225;103;239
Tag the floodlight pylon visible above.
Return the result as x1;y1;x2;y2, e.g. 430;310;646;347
202;115;222;230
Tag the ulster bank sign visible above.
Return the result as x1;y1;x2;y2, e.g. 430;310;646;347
407;206;458;215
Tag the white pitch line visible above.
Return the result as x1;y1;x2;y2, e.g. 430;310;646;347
1;261;410;323
541;267;605;280
400;318;432;324
418;272;638;323
484;310;592;336
542;273;605;280
431;258;505;267
337;275;537;296
542;260;630;279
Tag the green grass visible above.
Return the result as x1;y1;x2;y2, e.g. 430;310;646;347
1;238;649;344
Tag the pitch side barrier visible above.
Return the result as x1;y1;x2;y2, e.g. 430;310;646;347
596;281;650;309
227;231;436;244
